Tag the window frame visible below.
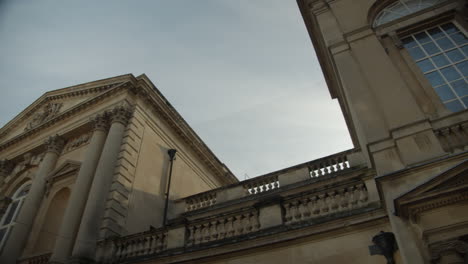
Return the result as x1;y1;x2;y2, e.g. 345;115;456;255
372;0;467;116
0;182;31;251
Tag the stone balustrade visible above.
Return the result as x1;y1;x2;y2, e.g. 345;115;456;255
178;149;359;213
243;174;279;195
18;253;51;264
185;190;217;212
307;151;350;177
105;228;167;262
283;182;368;225
434;120;468;153
187;209;260;246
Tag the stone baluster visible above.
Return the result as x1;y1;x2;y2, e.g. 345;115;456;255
0;135;65;264
50;114;110;263
70;105;132;263
194;224;202;245
225;217;234;238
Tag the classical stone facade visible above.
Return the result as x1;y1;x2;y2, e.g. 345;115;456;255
0;0;467;263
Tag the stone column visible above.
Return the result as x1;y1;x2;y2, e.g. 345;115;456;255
0;135;65;264
69;106;132;263
49;114;110;264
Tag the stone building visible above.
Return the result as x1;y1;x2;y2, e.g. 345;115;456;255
0;0;467;263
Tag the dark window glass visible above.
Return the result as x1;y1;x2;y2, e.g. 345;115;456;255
446;49;465;62
3;201;19;225
455;61;468;76
428;27;444;39
0;228;6;244
435;37;455;50
422;42;440;55
402;37;417;48
431;54;450;67
415;32;431;44
441;23;458;34
451;32;468;45
462;97;468;107
451;80;468;96
416;59;435;73
435;85;456;101
440;66;461;82
408;47;426;60
425;71;445;87
445;100;464;112
462;46;468;56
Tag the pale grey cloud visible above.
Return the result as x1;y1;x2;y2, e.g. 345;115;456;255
0;0;353;178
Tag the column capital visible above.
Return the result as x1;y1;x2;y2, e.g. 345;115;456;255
108;105;133;126
45;135;66;155
91;113;110;132
0;159;14;177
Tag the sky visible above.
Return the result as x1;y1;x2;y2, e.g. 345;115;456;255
0;0;353;180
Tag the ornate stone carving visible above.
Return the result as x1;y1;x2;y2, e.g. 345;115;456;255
63;133;91;153
91;113;110;132
25;102;63;131
430;239;468;263
0;159;14;177
45;135;66;155
108;105;133;126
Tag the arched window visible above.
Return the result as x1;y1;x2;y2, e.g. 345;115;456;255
0;182;31;250
373;0;450;27
373;0;468;112
401;23;468;111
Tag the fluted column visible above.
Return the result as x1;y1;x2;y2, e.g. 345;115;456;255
49;114;110;264
69;106;132;263
0;135;65;264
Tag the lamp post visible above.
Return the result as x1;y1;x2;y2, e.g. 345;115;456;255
162;149;177;227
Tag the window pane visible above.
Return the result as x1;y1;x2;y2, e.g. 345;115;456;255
431;54;450;67
402;37;417;48
451;32;468;45
455;61;468;77
462;97;468;107
425;71;445;86
0;228;6;244
446;49;465;63
416;59;435;73
422;42;440;55
428;27;445;39
445;100;464;112
441;23;458;34
435;85;456;101
408;47;426;60
451;80;468;96
415;32;431;44
462;46;468;56
440;66;461;82
3;201;19;225
435;37;455;50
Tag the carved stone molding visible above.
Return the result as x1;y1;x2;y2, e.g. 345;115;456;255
63;133;91;153
24;102;63;132
45;135;66;155
108;105;133;126
92;113;110;132
430;238;468;263
0;159;14;177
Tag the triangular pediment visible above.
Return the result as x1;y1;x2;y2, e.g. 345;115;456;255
48;160;81;181
0;74;135;142
395;159;468;219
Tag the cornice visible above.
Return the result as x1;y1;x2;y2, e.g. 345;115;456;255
0;74;135;140
0;81;132;152
132;75;238;185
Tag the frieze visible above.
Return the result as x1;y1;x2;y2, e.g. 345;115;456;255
63;133;91;153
